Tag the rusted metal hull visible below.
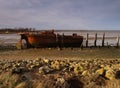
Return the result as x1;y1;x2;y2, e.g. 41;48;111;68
19;30;83;48
57;35;83;47
27;34;57;47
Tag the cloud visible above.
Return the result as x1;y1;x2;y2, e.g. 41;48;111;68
0;0;120;30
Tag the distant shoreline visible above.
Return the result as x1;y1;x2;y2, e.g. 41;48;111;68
1;29;120;34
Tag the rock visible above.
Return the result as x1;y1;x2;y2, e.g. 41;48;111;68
103;65;115;80
104;65;111;70
74;64;84;74
43;58;49;64
105;69;115;80
51;64;60;70
96;68;104;75
94;75;107;86
67;76;84;88
100;64;104;68
96;67;115;80
56;77;69;88
35;58;41;61
51;61;61;70
56;77;65;84
112;64;120;70
54;60;59;65
60;61;66;67
12;67;29;74
12;67;21;74
81;70;90;76
115;70;120;79
21;73;32;81
39;66;53;74
34;62;40;67
30;65;36;69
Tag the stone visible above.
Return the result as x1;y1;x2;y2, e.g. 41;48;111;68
67;76;84;88
56;77;70;88
51;61;61;70
105;69;115;80
54;60;59;65
12;67;29;74
60;61;66;67
43;58;49;64
12;67;21;74
21;73;32;81
74;64;84;74
103;65;115;80
56;77;65;84
115;70;120;79
81;70;90;76
112;64;120;70
104;65;111;70
51;64;60;70
100;64;104;68
96;68;104;75
39;66;53;74
30;65;36;69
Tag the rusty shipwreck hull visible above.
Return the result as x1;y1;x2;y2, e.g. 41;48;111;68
19;30;83;48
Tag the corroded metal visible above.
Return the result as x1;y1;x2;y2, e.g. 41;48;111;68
18;30;83;48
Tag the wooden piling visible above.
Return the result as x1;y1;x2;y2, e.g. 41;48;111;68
62;33;64;48
102;33;105;47
116;35;119;48
16;39;22;49
107;42;109;48
86;33;89;47
94;33;97;47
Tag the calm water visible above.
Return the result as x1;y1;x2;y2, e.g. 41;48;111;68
56;30;120;46
0;34;20;46
0;30;120;46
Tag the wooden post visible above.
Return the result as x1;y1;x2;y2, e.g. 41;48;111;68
80;42;83;50
94;33;97;47
86;33;89;47
16;39;22;49
62;33;64;48
107;42;109;48
116;35;119;48
102;33;105;47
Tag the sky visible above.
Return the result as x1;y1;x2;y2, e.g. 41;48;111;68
0;0;120;30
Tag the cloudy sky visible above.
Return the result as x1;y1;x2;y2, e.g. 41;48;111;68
0;0;120;30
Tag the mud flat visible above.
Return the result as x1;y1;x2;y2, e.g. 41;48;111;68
1;47;120;60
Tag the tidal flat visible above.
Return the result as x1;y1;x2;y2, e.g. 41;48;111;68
0;47;120;88
0;47;120;60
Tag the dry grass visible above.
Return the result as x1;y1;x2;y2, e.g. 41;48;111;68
0;72;21;88
0;71;119;88
103;80;120;88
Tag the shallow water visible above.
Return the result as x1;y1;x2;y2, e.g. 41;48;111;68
0;30;120;46
0;34;20;46
56;30;120;46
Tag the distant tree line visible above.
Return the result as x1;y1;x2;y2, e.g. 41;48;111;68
0;28;36;34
